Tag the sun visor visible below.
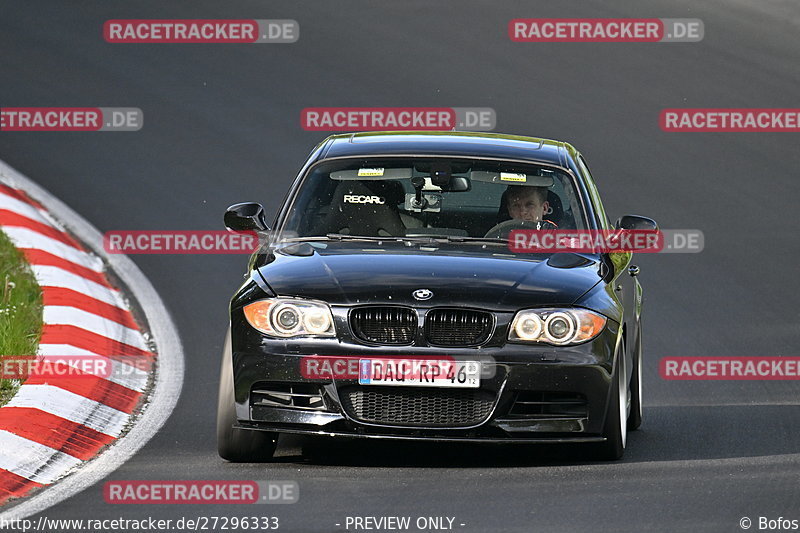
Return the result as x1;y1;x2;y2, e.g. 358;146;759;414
469;171;554;187
330;168;414;180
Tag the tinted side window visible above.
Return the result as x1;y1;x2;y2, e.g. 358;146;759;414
577;155;610;230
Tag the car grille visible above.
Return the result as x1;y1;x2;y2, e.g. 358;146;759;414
350;307;416;345
508;392;588;418
424;309;493;346
339;386;495;427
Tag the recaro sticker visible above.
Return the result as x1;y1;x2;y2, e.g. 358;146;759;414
343;195;385;204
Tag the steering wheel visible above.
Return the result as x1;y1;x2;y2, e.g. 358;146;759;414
483;219;557;239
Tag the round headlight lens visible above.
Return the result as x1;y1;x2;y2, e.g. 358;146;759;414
303;307;332;335
544;312;576;344
272;304;301;334
514;314;543;340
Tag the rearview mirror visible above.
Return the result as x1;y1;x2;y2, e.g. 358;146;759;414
441;176;470;192
615;215;658;231
224;202;269;232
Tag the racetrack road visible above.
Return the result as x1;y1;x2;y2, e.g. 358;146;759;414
2;1;800;531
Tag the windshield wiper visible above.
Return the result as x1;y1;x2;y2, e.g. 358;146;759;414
283;234;509;246
441;236;509;245
283;234;438;244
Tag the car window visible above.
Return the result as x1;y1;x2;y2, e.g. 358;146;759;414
577;155;609;230
280;158;589;240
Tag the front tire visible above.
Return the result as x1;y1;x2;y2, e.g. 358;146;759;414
627;326;643;431
594;342;627;460
217;329;279;462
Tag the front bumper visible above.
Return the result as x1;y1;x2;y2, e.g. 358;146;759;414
230;321;619;442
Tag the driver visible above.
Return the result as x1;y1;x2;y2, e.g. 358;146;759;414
506;185;556;227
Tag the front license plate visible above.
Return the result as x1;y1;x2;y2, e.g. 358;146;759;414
358;358;481;388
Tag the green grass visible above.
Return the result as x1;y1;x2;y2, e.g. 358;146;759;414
0;229;43;404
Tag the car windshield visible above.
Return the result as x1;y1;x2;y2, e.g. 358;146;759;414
279;158;589;242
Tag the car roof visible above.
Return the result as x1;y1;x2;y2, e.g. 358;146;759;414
317;131;579;167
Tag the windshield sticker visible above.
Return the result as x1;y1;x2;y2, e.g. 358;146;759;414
357;168;385;177
500;172;527;182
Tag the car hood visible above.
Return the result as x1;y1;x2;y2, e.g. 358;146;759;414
256;244;603;310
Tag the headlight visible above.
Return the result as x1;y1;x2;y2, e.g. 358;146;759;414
509;308;606;345
243;298;336;338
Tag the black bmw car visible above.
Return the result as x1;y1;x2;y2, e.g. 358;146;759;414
217;131;657;461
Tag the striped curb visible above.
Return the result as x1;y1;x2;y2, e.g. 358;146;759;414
0;181;154;504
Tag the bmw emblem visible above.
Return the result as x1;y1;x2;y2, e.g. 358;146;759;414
413;289;433;301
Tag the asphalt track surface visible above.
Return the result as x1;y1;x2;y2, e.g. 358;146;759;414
1;1;800;531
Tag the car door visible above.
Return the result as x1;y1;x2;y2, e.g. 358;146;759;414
576;155;636;380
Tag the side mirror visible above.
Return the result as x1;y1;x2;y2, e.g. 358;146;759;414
615;215;658;231
224;202;269;232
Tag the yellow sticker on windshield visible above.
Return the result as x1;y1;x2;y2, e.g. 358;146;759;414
358;168;385;177
500;172;527;182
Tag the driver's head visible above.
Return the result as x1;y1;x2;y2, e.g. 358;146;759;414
506;185;549;222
